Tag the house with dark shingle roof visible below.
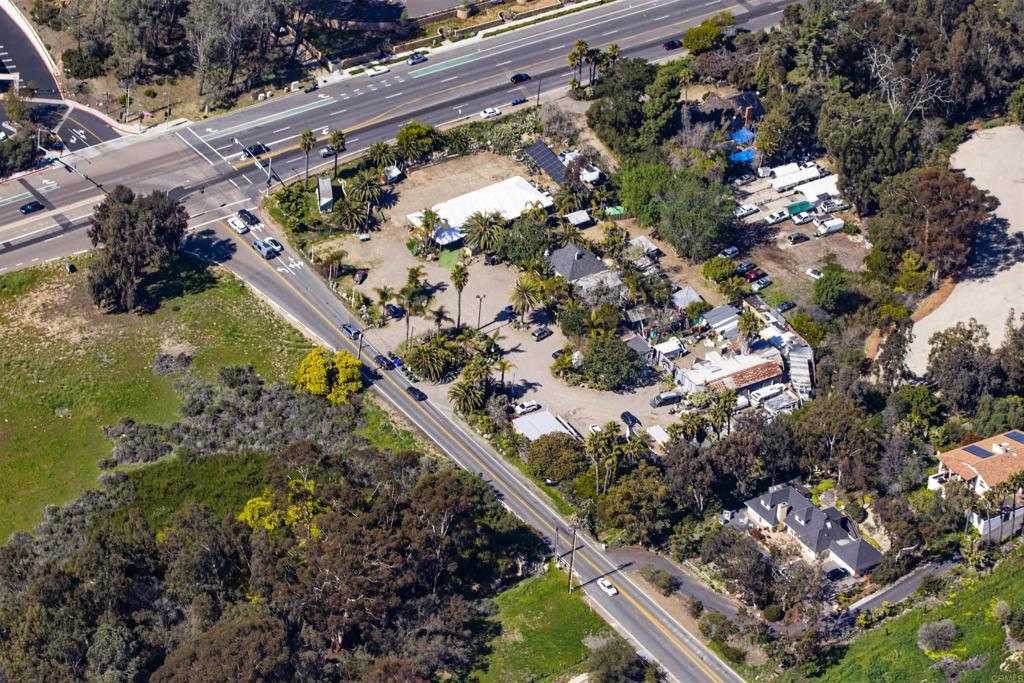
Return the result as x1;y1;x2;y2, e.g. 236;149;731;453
745;485;883;576
547;244;608;283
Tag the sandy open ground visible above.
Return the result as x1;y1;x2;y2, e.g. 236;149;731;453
907;126;1024;373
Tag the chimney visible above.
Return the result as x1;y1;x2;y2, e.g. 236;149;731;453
744;105;753;126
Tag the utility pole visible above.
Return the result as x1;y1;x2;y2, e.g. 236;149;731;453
164;91;171;119
357;334;364;360
124;81;130;123
554;524;560;564
536;76;542;107
566;525;577;593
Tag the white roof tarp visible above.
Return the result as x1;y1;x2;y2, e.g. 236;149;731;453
795;174;840;203
772;165;823;192
512;410;575;441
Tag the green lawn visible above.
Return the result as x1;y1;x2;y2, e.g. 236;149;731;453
0;257;310;539
788;550;1024;682
469;563;612;683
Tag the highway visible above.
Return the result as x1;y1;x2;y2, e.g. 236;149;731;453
0;0;795;679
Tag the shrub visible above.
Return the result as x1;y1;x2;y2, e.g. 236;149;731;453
916;574;946;598
762;604;783;622
701;256;735;283
714;641;746;664
144;88;158;98
845;500;867;523
917;619;961;652
62;43;111;79
687;596;704;618
640;565;680;596
1007;610;1024;640
994;599;1011;624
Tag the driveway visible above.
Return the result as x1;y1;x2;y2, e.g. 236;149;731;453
908;126;1024;373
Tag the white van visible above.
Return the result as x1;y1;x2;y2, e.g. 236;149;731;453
814;217;845;236
750;384;785;405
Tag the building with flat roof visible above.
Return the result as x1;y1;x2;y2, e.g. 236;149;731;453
407;176;553;246
511;410;577;441
675;350;783;395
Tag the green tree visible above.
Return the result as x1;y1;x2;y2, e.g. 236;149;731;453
587;638;643;683
658;172;735;261
600;462;670;545
682;19;724;54
615;161;673;226
87;185;188;311
292;347;331;396
926;319;1002;414
737;310;762;353
396;120;436;162
462;210;505;252
366;141;398;169
298;129;316;183
527;432;588;483
327;350;364;404
448;380;485;414
582;336;644;391
450;262;469;328
328;129;346;176
701;256;735;283
349;169;384;231
3;88;30;124
812;268;849;312
510;275;543;324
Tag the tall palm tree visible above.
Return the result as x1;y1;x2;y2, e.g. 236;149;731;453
590;186;612;212
585;47;603;85
406;265;426;291
450;262;469;328
554;184;586;215
555;222;584;248
462;356;491;388
448;380;484;414
737;310;762;354
674;411;705;443
430;305;451;331
329;129;346;177
510;275;543;324
366;141;398;170
375;285;396;313
331;195;361;232
349;170;384;231
399;286;426;345
604;43;621;71
462;210;504;253
522;201;550;223
494;358;514;387
569;40;588;82
298;129;316;183
417;207;441;246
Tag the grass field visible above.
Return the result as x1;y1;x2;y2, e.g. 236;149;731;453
469;563;612;683
0;257;311;540
787;550;1024;682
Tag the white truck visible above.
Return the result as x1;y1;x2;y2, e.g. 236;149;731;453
814;216;845;236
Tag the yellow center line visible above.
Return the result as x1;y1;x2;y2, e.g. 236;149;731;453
214;219;727;683
231;4;735;171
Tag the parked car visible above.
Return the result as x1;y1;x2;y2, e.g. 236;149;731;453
806;268;823;280
734;259;755;275
776;300;796;313
511;97;528;106
718;246;740;259
227;216;249;234
662;39;682;50
787;232;809;245
620;411;640;428
791;211;814;225
732;173;755;186
385;303;402;319
238;208;261;227
341;323;361;340
353;268;368;284
743;267;767;282
597;578;619;596
480;107;501;119
650;391;682;408
388;351;403;367
589;424;602;434
814;216;845;236
264;237;284;253
319;145;336;158
827;567;850;582
764;211;788;225
531;327;553;341
552;348;569;360
303;82;318;93
751;277;772;292
251;239;275;259
18;200;44;215
405;386;427;401
820;198;849;213
513;400;541;416
734;204;759;219
374;353;395;370
367;65;390;76
407;52;427;65
510;72;531;84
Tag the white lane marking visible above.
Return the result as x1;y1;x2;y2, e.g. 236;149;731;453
347;137;359;144
228;178;240;189
452;104;466;110
602;29;618;35
272;126;290;133
187;198;250;222
385;92;403;99
31;257;38;262
187;127;231;164
332;109;348;115
654;13;670;19
548;44;566;51
267;135;295;147
73;249;87;255
174;131;215;166
704;0;720;5
440;75;459;83
242;175;255;185
495;60;512;66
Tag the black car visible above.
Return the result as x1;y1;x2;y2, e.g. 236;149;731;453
303;82;318;93
551;348;569;360
662;39;682;50
621;411;640;428
19;200;44;215
238;208;260;226
374;353;395;370
385;303;402;319
241;143;270;159
826;568;849;582
510;72;531;84
787;232;810;245
405;386;427;401
776;300;796;313
353;268;368;285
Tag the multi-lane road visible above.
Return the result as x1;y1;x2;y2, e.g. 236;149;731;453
0;0;796;679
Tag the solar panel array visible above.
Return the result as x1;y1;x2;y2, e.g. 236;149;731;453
964;444;993;459
1006;430;1024;445
526;140;566;185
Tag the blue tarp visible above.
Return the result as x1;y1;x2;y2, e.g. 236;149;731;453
730;149;755;164
731;127;755;145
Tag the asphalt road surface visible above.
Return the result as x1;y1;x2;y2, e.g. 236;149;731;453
0;0;796;679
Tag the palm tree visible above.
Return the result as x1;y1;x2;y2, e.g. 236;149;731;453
737;310;762;353
590;186;612;212
298;129;316;183
679;65;694;101
406;265;426;291
450;262;469;328
522;201;550;223
585;47;603;85
349;169;384;231
443;128;470;156
375;285;395;315
673;411;705;443
430;305;451;331
321;248;347;280
399;286;426;345
462;210;504;252
494;358;514;386
331;195;361;232
509;275;543;324
462;356;491;388
407;341;447;381
448;380;484;414
555;222;584;248
416;207;441;246
329;129;346;176
569;40;588;82
554;184;586;215
367;141;398;170
604;43;621;70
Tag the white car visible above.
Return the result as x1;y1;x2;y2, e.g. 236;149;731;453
227;216;249;234
764;211;788;225
367;65;390;77
513;400;540;416
480;107;501;119
806;268;823;280
820;198;849;213
791;211;814;225
734;204;759;219
264;237;284;253
407;52;427;65
597;578;619;596
751;277;772;292
717;246;739;259
589;424;602;434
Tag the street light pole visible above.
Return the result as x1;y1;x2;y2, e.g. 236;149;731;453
566;526;577;593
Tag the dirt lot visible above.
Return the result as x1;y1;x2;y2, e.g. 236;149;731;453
907;125;1024;373
733;173;870;309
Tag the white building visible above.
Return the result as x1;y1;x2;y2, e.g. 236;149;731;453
771;163;823;192
675;350;783;395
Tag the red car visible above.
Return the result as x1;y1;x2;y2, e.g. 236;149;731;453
744;268;766;282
